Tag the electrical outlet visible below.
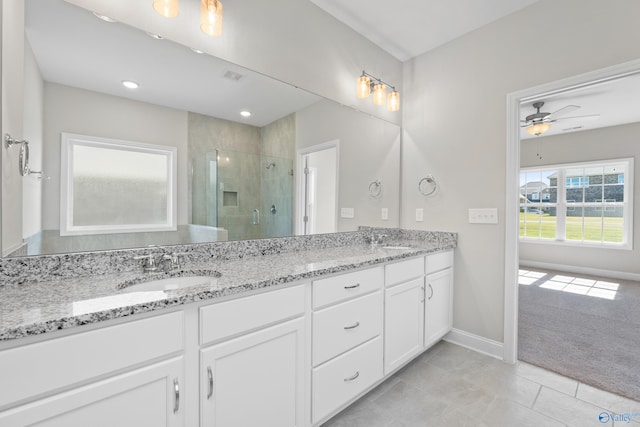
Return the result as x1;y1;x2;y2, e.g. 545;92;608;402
415;208;424;222
340;207;355;218
381;208;388;220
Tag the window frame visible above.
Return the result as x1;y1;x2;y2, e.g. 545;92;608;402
60;133;177;236
520;158;633;250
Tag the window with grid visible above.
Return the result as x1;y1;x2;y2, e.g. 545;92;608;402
519;158;633;248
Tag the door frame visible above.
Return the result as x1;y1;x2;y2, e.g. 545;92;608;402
295;140;340;235
503;58;640;363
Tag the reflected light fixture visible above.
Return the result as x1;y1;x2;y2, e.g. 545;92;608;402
122;80;139;89
356;70;400;112
526;122;551;136
153;0;224;37
200;0;223;37
152;0;179;18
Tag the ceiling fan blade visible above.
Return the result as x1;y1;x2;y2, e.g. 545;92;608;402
551;114;600;122
546;105;580;120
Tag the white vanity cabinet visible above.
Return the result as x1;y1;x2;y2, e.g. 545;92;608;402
0;311;185;427
424;250;454;348
311;267;384;424
199;285;307;427
383;251;454;374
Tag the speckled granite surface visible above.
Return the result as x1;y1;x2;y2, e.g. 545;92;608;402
0;229;456;342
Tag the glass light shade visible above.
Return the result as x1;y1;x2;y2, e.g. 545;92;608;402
372;83;386;106
387;90;400;112
526;122;551;136
357;75;371;98
201;0;223;36
152;0;179;18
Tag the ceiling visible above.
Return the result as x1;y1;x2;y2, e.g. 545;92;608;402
309;0;540;61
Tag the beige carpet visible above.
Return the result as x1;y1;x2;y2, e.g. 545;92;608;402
518;267;640;402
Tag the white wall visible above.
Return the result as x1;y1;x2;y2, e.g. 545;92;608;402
22;36;43;239
65;0;402;126
297;99;401;231
42;83;189;230
402;0;640;342
1;0;25;255
520;122;640;275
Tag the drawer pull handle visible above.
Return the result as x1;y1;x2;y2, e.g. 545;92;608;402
173;378;180;413
344;371;360;382
344;283;360;290
344;322;360;330
428;284;434;300
207;366;214;399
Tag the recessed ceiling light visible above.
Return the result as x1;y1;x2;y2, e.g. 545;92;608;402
92;12;117;23
122;80;139;89
191;48;204;54
240;110;252;118
147;32;164;40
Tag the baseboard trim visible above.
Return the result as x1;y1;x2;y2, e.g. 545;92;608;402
520;260;640;282
443;328;504;361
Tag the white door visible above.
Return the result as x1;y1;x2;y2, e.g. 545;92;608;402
0;357;184;427
298;143;338;235
424;268;453;347
384;278;425;374
200;317;305;427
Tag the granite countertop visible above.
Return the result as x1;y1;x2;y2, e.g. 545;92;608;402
0;239;455;343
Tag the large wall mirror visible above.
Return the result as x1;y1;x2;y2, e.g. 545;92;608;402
4;0;400;257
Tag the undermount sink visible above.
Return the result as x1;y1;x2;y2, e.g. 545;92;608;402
117;269;221;293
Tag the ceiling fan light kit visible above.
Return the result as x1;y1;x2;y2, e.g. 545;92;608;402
521;101;596;137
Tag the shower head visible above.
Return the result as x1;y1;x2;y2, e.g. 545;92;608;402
266;162;276;169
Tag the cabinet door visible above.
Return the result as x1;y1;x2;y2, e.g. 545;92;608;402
384;277;425;374
0;357;184;427
201;317;305;427
424;268;453;348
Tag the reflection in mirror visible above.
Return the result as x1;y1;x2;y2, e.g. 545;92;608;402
6;0;400;257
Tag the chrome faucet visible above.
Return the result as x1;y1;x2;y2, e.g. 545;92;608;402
162;252;187;271
369;233;387;248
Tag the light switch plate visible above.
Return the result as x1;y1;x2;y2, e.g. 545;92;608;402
415;208;424;222
468;208;498;224
381;208;388;220
340;207;355;218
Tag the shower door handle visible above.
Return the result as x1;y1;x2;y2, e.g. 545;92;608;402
252;209;260;225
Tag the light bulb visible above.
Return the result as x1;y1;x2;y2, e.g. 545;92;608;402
152;0;179;18
372;83;387;106
201;0;223;36
357;75;371;98
387;90;400;112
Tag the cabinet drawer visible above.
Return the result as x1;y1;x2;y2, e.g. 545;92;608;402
313;267;382;309
200;284;304;346
0;311;183;409
312;336;383;423
385;256;425;286
313;291;382;366
426;250;453;274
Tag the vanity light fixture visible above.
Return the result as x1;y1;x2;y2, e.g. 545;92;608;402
152;0;223;37
122;80;139;89
526;122;551;136
153;0;179;18
356;70;400;112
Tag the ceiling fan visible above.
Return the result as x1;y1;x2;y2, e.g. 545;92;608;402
521;101;599;136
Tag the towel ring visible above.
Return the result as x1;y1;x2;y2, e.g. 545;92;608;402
5;134;30;176
368;180;382;198
418;175;437;196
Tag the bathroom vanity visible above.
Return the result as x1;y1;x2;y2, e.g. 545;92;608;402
0;230;455;426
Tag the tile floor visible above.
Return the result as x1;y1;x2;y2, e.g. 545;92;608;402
321;341;640;427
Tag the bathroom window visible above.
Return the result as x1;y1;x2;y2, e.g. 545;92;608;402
60;133;177;236
520;158;633;248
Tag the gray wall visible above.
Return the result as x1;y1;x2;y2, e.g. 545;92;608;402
401;0;640;343
520;122;640;275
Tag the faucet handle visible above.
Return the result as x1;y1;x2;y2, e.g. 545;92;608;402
133;254;158;272
162;252;188;270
